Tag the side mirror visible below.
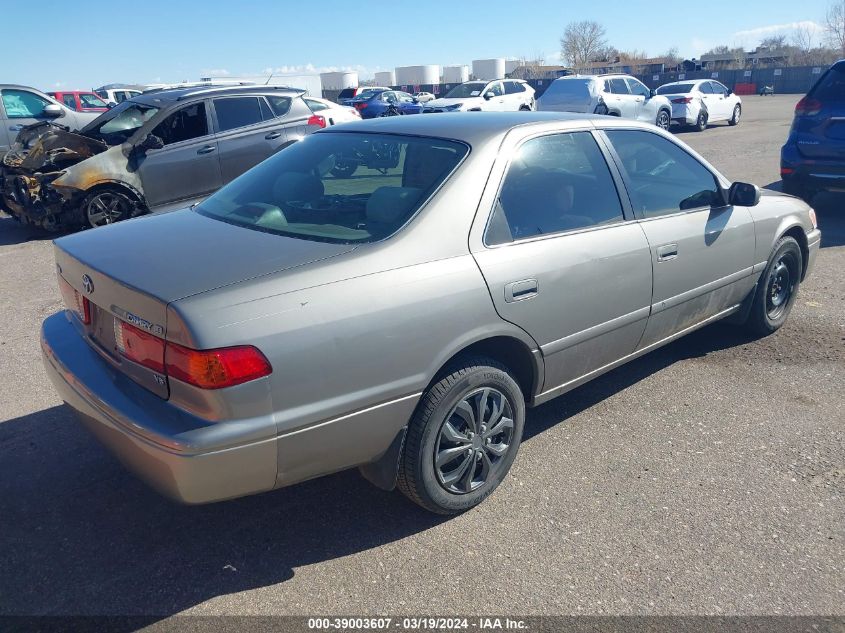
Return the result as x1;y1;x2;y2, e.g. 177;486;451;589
728;182;760;207
43;104;64;118
483;91;494;100
107;101;118;109
649;88;656;98
137;133;164;152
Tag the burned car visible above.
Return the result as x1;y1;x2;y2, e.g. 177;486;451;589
0;85;324;231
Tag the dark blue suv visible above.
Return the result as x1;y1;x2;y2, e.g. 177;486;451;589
781;60;845;201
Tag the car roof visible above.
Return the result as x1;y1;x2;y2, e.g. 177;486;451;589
319;111;635;144
133;84;305;105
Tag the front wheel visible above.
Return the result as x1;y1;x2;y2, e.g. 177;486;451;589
744;236;802;337
729;104;741;126
655;109;671;131
397;357;525;514
82;188;136;229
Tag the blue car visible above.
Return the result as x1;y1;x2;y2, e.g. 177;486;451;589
349;90;423;119
781;59;845;201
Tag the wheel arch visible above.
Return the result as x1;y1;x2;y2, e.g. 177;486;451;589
780;224;810;280
81;180;146;206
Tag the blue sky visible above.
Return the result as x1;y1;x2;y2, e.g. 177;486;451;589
1;0;833;90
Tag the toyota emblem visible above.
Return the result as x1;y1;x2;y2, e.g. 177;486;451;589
81;274;94;294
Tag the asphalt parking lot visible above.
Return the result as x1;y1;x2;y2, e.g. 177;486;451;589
1;95;843;618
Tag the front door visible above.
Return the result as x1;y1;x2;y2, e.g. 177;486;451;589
471;130;653;397
0;88;61;143
602;128;757;347
484;82;507;111
136;100;223;209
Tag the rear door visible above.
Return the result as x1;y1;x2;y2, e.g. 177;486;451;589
625;78;651;122
602;128;756;347
471;129;653;396
792;61;845;160
136;100;223;209
269;95;315;143
211;95;284;183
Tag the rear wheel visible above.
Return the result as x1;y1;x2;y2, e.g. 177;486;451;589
83;188;136;229
330;160;358;178
729;104;741;126
595;103;609;116
397;357;525;514
744;236;802;337
656;109;671;130
694;111;708;132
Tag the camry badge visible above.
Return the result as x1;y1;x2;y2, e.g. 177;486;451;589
82;274;94;294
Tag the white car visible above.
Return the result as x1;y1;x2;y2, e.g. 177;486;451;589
302;96;361;125
94;88;143;106
655;79;742;131
423;79;535;112
413;91;435;103
536;74;673;130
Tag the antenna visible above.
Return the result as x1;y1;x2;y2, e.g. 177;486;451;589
264;72;274;85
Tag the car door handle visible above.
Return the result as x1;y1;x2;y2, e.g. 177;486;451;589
265;131;283;140
656;244;679;261
9;125;23;131
504;279;539;302
197;145;216;155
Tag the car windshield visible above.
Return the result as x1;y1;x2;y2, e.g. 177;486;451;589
656;83;695;94
196;133;469;244
444;83;487;98
82;101;160;144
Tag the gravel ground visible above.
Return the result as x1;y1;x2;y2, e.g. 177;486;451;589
0;95;842;618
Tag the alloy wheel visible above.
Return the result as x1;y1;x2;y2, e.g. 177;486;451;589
434;387;515;494
657;111;670;130
86;192;131;227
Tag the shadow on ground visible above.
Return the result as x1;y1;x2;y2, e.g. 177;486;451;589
763;182;845;248
0;321;757;619
0;214;69;247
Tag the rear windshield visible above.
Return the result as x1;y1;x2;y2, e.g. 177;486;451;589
810;64;845;101
337;88;356;99
544;79;591;97
197;133;469;244
656;83;695;94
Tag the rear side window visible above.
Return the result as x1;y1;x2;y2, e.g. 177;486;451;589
214;97;263;132
197;133;468;244
304;98;329;112
810;64;845;101
152;102;208;145
605;129;721;218
267;95;292;117
486;132;624;245
608;78;630;94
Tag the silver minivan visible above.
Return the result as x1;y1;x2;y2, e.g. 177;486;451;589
0;85;323;230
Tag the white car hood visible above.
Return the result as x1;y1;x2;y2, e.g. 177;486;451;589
426;96;484;109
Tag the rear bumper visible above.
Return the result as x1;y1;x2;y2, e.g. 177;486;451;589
670;102;700;125
40;312;278;504
781;142;845;191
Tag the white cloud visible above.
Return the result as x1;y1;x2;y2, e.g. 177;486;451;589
201;68;230;77
732;21;825;45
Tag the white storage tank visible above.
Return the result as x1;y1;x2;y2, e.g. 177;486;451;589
442;65;469;83
395;65;441;86
472;58;505;80
319;71;358;91
505;59;522;75
374;70;396;86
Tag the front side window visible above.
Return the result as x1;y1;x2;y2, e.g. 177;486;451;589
487;82;505;97
152;102;208;145
605;130;721;218
486;132;624;245
608;78;630;94
1;89;50;118
627;79;650;98
711;82;728;96
80;93;108;108
214;97;263;132
197;133;468;244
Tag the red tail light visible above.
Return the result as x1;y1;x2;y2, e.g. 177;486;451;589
165;343;272;389
114;319;165;373
58;276;91;324
780;167;794;176
307;114;327;128
672;97;693;104
114;318;272;389
355;102;367;110
795;97;822;116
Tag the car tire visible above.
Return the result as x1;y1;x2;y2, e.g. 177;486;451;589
82;188;138;229
330;160;358;178
519;104;532;111
744;236;803;337
729;104;741;126
397;356;525;515
694;111;708;132
595;103;609;115
656;109;671;130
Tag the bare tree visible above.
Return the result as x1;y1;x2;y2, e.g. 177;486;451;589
827;0;845;55
560;20;608;67
662;46;683;71
760;35;789;49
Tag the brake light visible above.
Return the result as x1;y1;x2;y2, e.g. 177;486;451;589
114;319;165;373
307;114;327;128
58;276;91;324
780;167;794;175
672;97;693;104
795;97;822;116
165;343;272;389
355;102;367;109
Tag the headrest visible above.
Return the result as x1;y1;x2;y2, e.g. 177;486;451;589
403;145;457;189
272;171;324;203
366;187;421;225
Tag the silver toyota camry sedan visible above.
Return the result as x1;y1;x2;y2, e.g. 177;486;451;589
41;113;821;514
